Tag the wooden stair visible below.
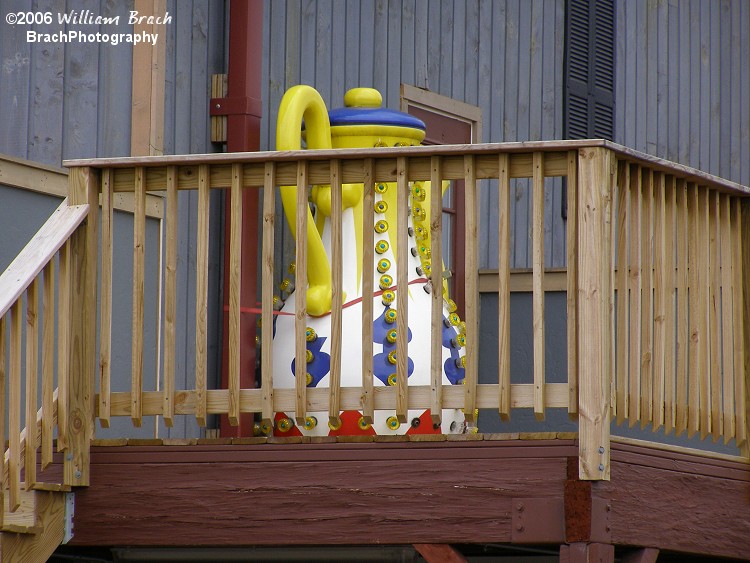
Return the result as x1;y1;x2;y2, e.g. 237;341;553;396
0;488;72;561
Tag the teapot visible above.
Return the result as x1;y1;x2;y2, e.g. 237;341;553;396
268;85;469;436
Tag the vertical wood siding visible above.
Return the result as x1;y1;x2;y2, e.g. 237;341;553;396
615;0;750;187
262;0;567;269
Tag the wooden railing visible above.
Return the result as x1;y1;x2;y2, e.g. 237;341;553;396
3;141;747;493
0;199;89;519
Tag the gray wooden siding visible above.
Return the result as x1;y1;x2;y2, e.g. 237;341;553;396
261;0;567;270
615;0;750;187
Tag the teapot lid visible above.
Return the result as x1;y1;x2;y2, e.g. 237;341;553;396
326;88;425;131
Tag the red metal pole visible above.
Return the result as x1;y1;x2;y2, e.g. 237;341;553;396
219;0;264;436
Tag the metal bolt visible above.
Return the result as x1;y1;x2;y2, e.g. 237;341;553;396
74;470;82;479
598;464;605;471
516;524;524;532
598;446;605;454
215;103;221;109
66;453;73;461
516;502;524;512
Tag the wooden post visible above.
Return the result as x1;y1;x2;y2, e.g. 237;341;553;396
65;167;99;487
576;148;615;481
741;200;750;458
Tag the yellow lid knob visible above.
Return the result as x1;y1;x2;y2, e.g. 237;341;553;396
343;88;382;108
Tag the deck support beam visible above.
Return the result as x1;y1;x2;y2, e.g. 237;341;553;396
560;543;614;563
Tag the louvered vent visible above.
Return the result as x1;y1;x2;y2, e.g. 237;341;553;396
565;0;615;141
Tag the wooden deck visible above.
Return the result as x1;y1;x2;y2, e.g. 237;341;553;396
44;435;750;560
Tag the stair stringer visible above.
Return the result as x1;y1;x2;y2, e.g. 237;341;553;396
0;490;68;562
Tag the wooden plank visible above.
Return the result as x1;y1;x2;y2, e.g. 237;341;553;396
663;177;677;435
228;163;242;427
361;160;375;424
329;160;343;426
396;157;409;423
498;153;511;419
294;161;309;425
131;168;146;428
9;300;22;511
567;152;579;417
163;167;177;427
429;157;443;425
56;241;70;452
652;172;666;430
463;155;478;424
104;382;574;416
708;191;722;441
675;180;689;435
41;261;54;470
577;147;614;480
99;169;113;428
640;170;654;429
24;279;39;490
261;163;276;425
195;165;210;427
719;194;735;442
628;165;642;426
615;162;629;425
732;199;747;448
532;152;545;421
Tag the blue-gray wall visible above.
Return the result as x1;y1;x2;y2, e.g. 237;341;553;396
615;0;750;188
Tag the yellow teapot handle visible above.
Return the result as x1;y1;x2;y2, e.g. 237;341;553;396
276;85;333;316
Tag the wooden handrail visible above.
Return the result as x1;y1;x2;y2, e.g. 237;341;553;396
0;200;88;319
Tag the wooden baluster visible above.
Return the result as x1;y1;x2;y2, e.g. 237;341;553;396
498;153;512;420
615;162;629;426
261;162;276;428
686;183;700;437
294;161;309;425
430;156;443;426
577;147;614;481
25;279;39;490
628;165;642;426
329;160;343;427
675;180;689;435
532;152;545;421
719;194;735;443
10;300;22;510
709;191;722;441
640;170;654;429
41;261;55;469
396;156;409;423
163;166;177;427
734;199;749;453
228;163;243;427
697;188;710;440
663;176;677;435
195;165;210;427
131;167;145;427
652;172;666;431
463;155;478;424
100;169;113;428
567;151;579;418
57;240;70;452
360;160;375;424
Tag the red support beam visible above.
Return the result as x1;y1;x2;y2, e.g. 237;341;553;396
219;0;264;436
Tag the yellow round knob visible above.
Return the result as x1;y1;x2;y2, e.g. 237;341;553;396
344;87;382;108
387;373;397;386
386;415;400;430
